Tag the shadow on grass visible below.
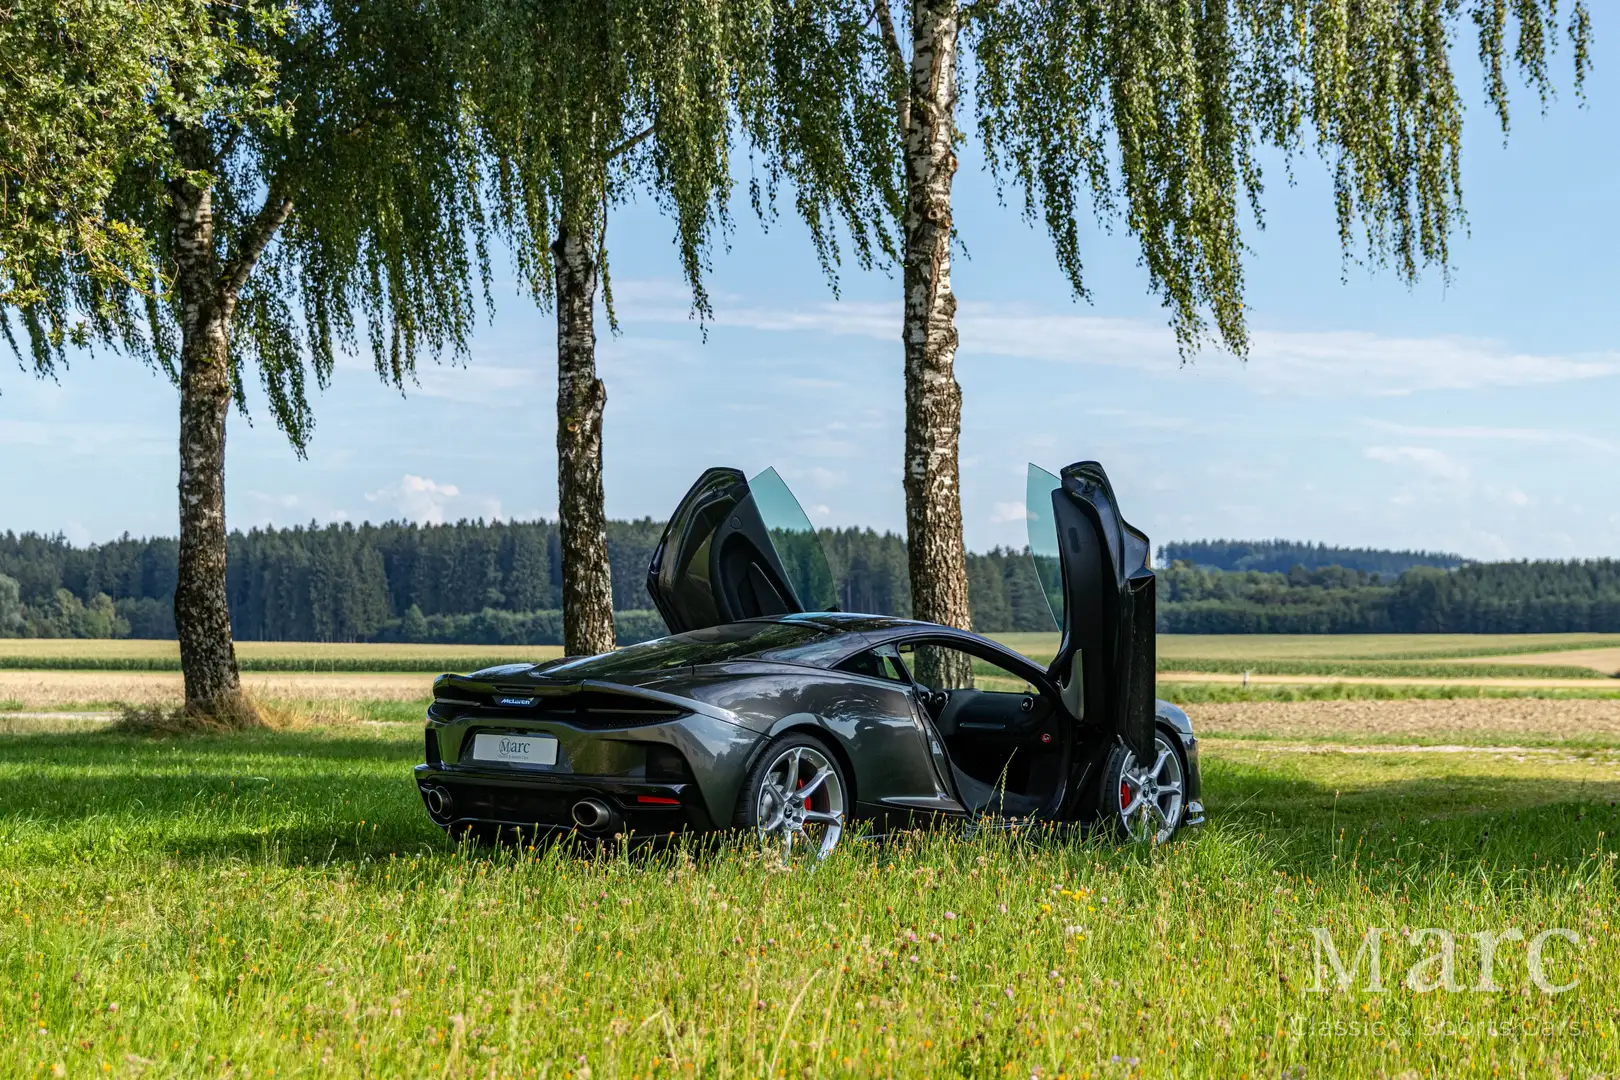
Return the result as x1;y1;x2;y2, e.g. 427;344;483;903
0;728;439;864
3;728;1618;876
1205;759;1620;876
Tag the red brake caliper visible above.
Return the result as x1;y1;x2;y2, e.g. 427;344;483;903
796;776;811;811
1119;779;1133;810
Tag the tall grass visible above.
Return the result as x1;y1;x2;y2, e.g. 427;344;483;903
3;725;1617;1077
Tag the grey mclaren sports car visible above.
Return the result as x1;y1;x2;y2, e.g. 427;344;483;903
415;461;1203;858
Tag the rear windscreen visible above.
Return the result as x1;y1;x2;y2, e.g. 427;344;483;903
544;621;840;677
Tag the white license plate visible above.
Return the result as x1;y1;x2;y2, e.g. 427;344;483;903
471;732;558;766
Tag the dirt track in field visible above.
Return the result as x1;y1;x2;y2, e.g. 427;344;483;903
0;670;433;708
1160;671;1617;689
1458;646;1620;676
1186;698;1620;744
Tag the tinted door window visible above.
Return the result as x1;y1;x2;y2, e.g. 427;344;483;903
749;467;838;612
837;646;911;683
1025;464;1064;632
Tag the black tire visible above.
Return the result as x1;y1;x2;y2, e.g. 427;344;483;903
1096;728;1189;844
735;731;849;863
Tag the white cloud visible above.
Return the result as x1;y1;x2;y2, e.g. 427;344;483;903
1363;446;1471;483
0;417;168;456
411;361;541;404
990;500;1031;524
614;277;1620;397
364;474;501;525
1361;419;1618;453
778;465;848;489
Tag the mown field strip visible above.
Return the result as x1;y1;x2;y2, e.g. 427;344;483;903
1182;697;1620;745
1205;738;1620;756
0;640;561;662
1160;669;1617;688
0;670;434;709
8;633;1620;673
1149;632;1620;662
1457;645;1620;675
8;671;1620;712
1156;658;1612;679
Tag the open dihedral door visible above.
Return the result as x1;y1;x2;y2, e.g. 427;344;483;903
1026;461;1156;762
646;467;837;634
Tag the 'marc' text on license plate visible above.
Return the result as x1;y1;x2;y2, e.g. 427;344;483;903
471;732;558;766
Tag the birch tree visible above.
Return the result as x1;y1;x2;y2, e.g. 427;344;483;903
861;0;1590;679
455;0;898;655
1;0;484;720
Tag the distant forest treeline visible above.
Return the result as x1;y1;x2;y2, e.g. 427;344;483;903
2;524;1617;641
0;521;1055;643
1158;539;1465;577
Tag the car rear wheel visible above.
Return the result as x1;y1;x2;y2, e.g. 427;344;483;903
736;732;847;865
1099;730;1187;844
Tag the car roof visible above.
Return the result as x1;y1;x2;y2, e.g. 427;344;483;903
737;611;1051;683
773;612;935;634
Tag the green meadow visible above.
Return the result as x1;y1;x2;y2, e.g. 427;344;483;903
4;634;1618;1076
3;716;1618;1079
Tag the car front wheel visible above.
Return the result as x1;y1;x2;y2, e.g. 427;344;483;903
1099;730;1187;844
735;732;848;865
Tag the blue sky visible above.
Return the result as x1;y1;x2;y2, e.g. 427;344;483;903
4;48;1616;561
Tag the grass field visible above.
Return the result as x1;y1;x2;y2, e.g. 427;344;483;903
5;633;1620;680
3;709;1618;1079
1152;633;1620;662
0;640;562;673
3;633;1620;715
4;634;1620;1077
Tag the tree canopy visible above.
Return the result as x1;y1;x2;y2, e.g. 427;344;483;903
450;0;901;320
2;0;488;447
966;0;1591;352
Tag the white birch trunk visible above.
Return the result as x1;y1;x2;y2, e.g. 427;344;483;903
552;212;617;657
171;177;247;717
901;0;973;688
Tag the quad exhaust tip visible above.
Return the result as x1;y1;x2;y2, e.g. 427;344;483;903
571;798;613;831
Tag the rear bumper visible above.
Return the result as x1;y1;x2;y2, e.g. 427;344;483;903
414;763;718;838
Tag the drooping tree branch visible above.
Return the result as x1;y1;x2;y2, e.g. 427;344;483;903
221;192;294;302
606;125;654;160
964;0;1593;356
874;0;910;133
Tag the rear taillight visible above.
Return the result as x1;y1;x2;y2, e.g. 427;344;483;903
635;795;681;806
425;728;441;765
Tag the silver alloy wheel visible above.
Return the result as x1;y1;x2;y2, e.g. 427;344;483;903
755;743;845;863
1118;734;1186;844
